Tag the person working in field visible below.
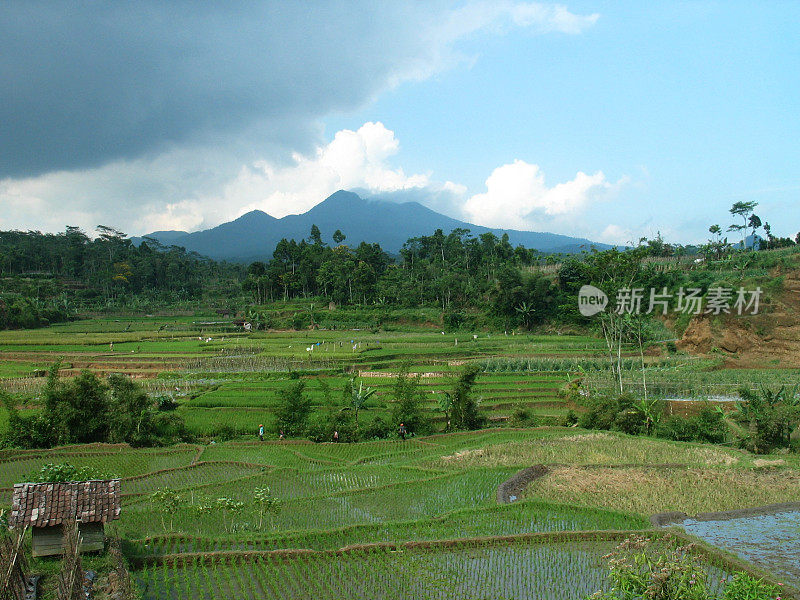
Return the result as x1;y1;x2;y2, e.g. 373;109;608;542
258;424;264;441
399;423;407;441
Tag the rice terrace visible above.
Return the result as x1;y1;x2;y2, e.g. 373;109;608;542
2;3;800;598
2;242;800;599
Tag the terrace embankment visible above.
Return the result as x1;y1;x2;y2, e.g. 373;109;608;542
497;463;688;505
497;465;549;503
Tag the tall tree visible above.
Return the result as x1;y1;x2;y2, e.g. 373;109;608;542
728;201;758;248
276;381;311;436
450;365;484;430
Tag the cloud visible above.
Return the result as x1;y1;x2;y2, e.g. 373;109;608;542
462;159;620;230
599;224;634;245
0;2;599;180
0;122;629;242
232;122;432;218
0;122;433;235
510;3;600;33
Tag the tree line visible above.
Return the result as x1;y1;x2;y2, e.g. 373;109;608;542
0;226;244;328
3;215;795;332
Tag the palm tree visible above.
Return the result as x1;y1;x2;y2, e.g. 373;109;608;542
349;378;376;430
515;302;536;330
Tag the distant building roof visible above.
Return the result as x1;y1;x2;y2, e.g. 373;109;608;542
10;480;121;528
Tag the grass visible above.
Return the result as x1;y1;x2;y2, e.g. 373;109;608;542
2;427;799;597
3;312;800;597
135;539;623;600
430;431;748;470
525;464;800;518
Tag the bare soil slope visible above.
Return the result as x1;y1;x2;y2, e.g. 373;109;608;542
678;269;800;367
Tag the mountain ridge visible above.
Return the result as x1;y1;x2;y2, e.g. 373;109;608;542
132;190;609;261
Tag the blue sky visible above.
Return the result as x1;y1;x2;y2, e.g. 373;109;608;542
1;1;798;245
324;2;800;243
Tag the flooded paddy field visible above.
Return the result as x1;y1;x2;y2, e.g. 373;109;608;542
679;506;800;587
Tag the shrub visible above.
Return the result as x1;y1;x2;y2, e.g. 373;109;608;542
306;408;357;442
450;365;486;431
275;381;312;437
155;394;178;411
721;573;781;600
656;407;726;445
362;415;393;440
510;404;538;427
613;406;648;436
0;405;55;449
578;393;636;431
657;415;702;442
735;386;800;453
693;405;727;444
390;365;433;435
28;463;116;483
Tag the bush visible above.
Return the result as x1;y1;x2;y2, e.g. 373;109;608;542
693;405;727;444
442;311;466;331
361;415;393;440
390;365;433;435
1;365;189;449
735;386;800;453
275;381;312;437
155;395;178;411
0;409;55;449
654;406;727;444
578;393;636;431
306;409;357;443
510;404;538;427
450;365;486;431
151;412;193;444
290;313;308;330
656;415;701;442
28;463;115;483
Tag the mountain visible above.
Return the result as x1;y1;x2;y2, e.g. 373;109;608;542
132;190;609;261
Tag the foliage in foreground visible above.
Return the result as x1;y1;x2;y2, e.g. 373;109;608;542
589;535;783;600
28;462;117;483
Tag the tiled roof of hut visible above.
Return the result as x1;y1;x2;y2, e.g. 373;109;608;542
10;480;121;528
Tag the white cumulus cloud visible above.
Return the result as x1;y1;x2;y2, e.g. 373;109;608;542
463;159;617;230
0;1;602;235
232;122;431;218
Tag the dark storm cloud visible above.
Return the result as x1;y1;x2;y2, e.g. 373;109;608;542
0;1;443;178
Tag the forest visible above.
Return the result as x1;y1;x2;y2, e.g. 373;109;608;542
1;220;797;332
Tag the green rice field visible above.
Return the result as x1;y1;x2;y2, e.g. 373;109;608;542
2;315;799;598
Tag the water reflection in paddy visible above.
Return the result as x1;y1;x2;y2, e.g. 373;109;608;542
681;510;800;586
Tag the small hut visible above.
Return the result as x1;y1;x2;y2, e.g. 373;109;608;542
10;479;121;557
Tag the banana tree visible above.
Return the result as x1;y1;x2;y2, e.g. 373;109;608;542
349;377;376;430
